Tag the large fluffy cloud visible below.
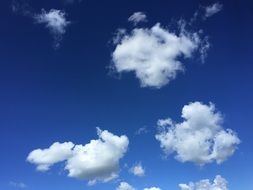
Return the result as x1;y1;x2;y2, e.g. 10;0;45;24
111;18;209;88
155;102;240;165
27;128;129;184
34;9;70;48
179;175;228;190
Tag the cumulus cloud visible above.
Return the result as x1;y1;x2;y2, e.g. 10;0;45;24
128;12;147;25
27;128;129;184
204;3;223;18
111;21;209;88
144;187;161;190
179;175;228;190
155;102;240;165
34;9;70;48
129;163;145;177
117;182;135;190
27;142;74;171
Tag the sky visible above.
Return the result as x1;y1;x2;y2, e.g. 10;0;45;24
0;0;253;190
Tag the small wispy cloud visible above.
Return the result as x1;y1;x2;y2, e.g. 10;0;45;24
11;1;71;49
128;12;147;25
11;0;32;16
9;181;27;189
135;127;149;135
63;0;82;5
129;163;145;177
34;9;71;48
204;2;223;18
117;182;135;190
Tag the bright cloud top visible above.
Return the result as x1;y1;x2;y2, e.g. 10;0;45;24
27;128;129;184
128;12;147;25
117;182;135;190
179;175;228;190
112;22;208;88
204;3;223;18
129;163;145;177
34;9;70;48
155;101;240;165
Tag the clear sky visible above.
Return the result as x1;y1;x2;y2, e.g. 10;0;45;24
0;0;253;190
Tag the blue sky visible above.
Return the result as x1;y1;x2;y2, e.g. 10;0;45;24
0;0;253;190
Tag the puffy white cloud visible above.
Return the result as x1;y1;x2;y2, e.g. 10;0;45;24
34;9;70;48
204;3;223;18
27;142;74;171
130;163;145;177
128;12;147;25
65;128;129;183
144;187;161;190
117;182;135;190
27;128;129;184
155;102;240;165
179;175;228;190
111;22;208;88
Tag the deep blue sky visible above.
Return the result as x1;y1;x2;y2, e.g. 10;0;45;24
0;0;253;190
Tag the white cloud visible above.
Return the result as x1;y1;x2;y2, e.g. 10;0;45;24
179;175;228;190
111;22;208;88
128;12;147;25
204;3;223;18
117;182;135;190
130;163;145;177
65;128;129;183
34;9;70;48
144;187;161;190
27;142;74;171
27;128;129;184
9;181;27;189
155;102;240;165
